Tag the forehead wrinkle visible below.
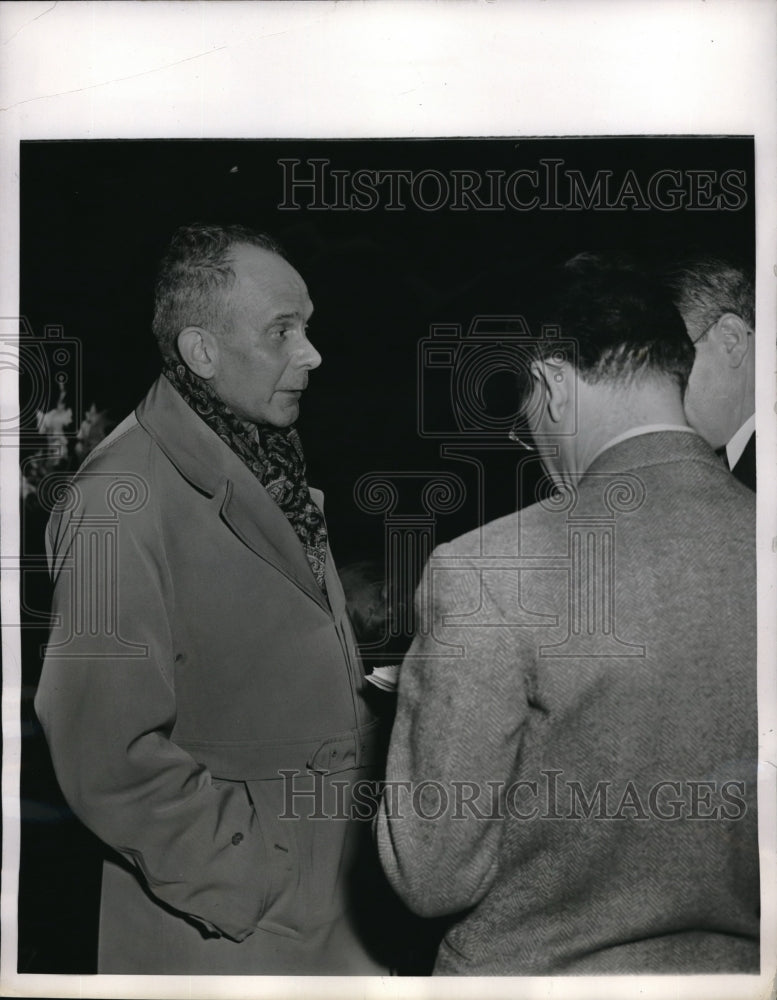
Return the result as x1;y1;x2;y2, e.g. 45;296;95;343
223;246;313;333
235;273;311;317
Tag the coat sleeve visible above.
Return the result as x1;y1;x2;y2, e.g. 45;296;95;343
34;480;275;943
375;544;532;918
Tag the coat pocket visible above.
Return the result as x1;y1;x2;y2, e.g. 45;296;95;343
244;778;305;938
247;771;371;936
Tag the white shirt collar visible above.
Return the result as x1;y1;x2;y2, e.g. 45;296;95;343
587;424;698;469
726;414;755;470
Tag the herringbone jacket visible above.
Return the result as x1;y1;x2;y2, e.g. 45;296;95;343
377;431;759;974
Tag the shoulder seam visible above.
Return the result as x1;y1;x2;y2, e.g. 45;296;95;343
75;418;146;475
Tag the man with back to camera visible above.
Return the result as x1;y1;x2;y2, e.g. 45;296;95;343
35;223;389;974
376;258;759;974
660;255;756;490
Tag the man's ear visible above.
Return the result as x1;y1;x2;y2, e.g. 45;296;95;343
539;359;569;425
177;327;219;379
711;313;752;369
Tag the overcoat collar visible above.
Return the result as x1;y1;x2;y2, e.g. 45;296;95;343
136;375;332;615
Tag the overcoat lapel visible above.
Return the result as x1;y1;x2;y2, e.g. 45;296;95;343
136;376;331;614
219;474;331;614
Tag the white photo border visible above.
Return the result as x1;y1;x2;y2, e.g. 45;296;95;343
1;3;775;999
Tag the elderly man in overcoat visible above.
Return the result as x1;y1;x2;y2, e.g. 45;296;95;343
376;260;759;974
36;224;388;974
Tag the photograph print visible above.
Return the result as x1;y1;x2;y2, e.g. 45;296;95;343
14;136;760;979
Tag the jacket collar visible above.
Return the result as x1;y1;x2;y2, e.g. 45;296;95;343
136;375;332;615
587;428;725;477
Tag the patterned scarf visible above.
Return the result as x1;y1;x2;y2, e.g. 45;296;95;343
163;361;328;597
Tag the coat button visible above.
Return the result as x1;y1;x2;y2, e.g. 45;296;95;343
231;832;244;846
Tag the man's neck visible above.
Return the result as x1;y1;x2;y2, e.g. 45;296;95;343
558;378;689;480
586;423;697;470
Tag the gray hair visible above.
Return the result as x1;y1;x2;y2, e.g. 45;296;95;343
152;223;284;360
659;255;754;341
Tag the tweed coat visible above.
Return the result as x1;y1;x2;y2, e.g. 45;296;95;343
376;430;759;974
35;376;388;974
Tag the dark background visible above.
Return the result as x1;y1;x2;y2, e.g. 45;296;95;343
16;138;754;972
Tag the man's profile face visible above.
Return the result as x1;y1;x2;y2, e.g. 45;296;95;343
683;335;733;450
682;310;754;451
211;243;320;427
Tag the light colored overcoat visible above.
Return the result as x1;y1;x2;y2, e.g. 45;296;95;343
36;376;387;974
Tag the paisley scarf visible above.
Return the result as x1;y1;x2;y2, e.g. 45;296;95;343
163;361;328;597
